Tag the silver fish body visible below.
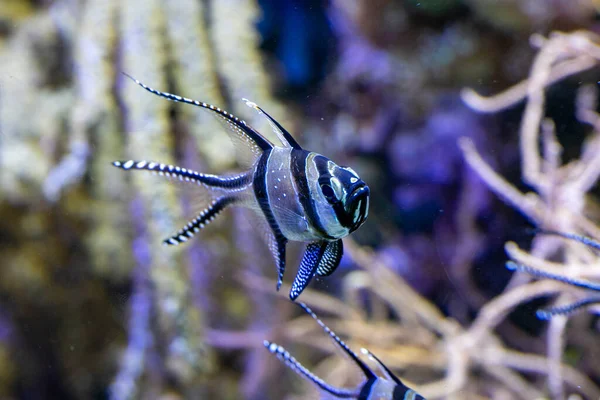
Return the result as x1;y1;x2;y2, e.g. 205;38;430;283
113;74;370;300
257;147;368;242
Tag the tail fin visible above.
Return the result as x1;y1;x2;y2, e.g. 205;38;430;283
112;160;251;189
163;197;236;245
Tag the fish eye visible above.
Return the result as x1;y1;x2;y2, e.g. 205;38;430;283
320;183;337;203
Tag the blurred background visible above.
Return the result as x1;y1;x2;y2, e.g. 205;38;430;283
2;0;600;399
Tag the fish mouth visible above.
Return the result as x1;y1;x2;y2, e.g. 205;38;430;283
346;185;370;232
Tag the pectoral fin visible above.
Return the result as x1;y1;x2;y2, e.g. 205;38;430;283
290;241;328;300
316;239;343;277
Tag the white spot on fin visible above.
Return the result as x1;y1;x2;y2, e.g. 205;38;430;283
243;98;259;110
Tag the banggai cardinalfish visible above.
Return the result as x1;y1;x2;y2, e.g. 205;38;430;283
264;303;426;399
113;74;370;300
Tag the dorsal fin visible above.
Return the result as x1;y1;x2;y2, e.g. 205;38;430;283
122;73;273;154
298;303;377;382
243;98;302;149
361;349;427;400
360;348;401;384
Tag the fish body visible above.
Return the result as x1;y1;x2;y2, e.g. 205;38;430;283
113;74;369;300
264;303;426;400
256;147;369;242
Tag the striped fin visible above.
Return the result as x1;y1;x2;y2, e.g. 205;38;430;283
506;261;600;292
122;73;273;155
534;229;600;251
506;261;600;320
290;242;328;300
316;239;343;277
243;99;301;149
536;296;600;320
296;303;426;400
163;197;235;246
518;230;600;320
112;160;251;189
298;303;376;382
263;340;357;398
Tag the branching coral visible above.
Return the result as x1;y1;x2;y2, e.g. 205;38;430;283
460;30;600;399
3;0;600;398
0;0;287;398
237;30;600;400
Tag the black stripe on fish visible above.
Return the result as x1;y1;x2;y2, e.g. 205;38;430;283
393;386;425;400
358;379;377;400
112;160;251;189
316;239;343;277
291;150;333;240
163;196;236;246
254;151;288;291
314;155;354;229
122;73;273;153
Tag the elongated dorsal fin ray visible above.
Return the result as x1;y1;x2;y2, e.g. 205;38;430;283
316;239;344;277
290;242;328;300
298;303;377;382
536;296;600;320
534;229;600;251
163;196;236;246
112;160;252;189
360;348;400;383
506;261;600;292
243;98;302;149
360;347;427;399
121;73;273;155
263;340;358;398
